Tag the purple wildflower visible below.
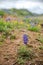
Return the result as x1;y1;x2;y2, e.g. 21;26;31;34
23;34;28;45
6;17;11;21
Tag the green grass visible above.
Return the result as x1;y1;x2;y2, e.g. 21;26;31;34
0;34;5;46
0;35;4;46
0;35;4;42
18;46;35;60
17;58;25;65
17;45;36;65
0;20;15;32
37;35;43;43
10;34;16;40
0;10;5;17
28;26;40;32
0;20;26;32
2;32;11;38
39;46;43;50
0;18;41;32
0;42;4;46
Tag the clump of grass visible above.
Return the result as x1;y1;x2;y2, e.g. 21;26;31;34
2;31;16;40
28;26;40;32
0;35;4;46
0;37;4;42
10;34;16;40
37;35;43;43
39;46;43;50
0;10;5;17
17;58;25;65
0;21;14;32
0;35;4;42
0;42;3;46
27;24;41;32
0;21;6;32
2;31;11;38
38;38;43;43
17;46;36;65
18;46;35;60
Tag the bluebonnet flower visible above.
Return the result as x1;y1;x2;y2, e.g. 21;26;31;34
23;34;28;45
